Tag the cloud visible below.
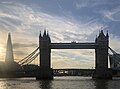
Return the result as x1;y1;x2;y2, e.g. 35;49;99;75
100;6;120;22
0;1;107;68
109;34;120;53
13;43;37;49
75;0;114;9
51;49;95;69
14;50;27;59
52;56;94;69
76;1;88;9
75;0;120;23
0;1;103;42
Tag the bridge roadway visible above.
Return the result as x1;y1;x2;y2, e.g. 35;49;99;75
53;69;94;76
50;43;98;49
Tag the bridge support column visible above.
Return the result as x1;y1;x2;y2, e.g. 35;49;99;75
92;30;112;79
93;69;112;79
36;30;53;80
36;68;53;80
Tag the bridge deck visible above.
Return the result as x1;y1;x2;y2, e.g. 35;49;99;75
50;43;97;49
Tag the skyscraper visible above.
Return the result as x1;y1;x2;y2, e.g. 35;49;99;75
5;33;14;62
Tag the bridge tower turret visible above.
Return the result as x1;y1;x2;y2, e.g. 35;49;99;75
36;30;53;80
93;30;112;79
39;30;51;68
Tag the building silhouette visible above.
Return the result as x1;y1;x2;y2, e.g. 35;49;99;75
0;33;23;77
5;33;14;62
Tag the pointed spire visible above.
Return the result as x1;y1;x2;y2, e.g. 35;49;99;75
47;31;51;42
101;30;104;34
43;29;47;37
5;33;14;62
99;30;105;37
39;31;41;37
106;30;109;38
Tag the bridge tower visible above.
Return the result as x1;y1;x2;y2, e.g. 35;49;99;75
93;30;112;79
36;30;53;80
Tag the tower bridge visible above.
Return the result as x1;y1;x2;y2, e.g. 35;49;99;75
4;29;118;80
35;30;112;80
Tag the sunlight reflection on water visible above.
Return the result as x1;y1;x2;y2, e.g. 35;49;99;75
0;77;120;89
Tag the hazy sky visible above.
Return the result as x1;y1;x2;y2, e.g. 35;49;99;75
0;0;120;69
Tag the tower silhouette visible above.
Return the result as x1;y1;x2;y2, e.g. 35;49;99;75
5;33;14;62
93;30;112;79
4;33;24;77
39;30;51;68
36;30;53;80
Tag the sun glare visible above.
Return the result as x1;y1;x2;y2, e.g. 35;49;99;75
0;46;4;56
0;46;5;62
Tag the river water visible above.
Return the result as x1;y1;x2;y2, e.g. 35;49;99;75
0;76;120;89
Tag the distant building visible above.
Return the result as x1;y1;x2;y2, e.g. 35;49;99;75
0;33;24;77
5;33;14;62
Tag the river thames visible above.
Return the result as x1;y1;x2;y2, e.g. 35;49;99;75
0;76;120;89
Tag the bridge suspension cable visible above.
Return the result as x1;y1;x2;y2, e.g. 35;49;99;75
23;52;40;65
108;47;120;67
17;47;39;65
109;47;117;54
109;53;120;64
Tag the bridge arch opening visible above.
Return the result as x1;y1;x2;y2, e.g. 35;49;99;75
51;49;95;69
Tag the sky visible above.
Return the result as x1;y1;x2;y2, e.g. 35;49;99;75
0;0;120;69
